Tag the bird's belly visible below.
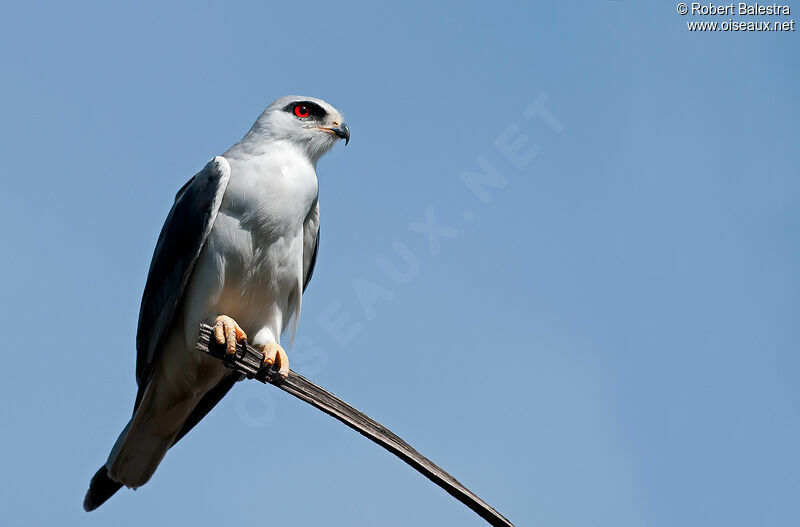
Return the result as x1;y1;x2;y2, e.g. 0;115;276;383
184;210;305;348
178;151;316;352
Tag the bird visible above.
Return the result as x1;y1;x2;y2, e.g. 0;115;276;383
83;95;349;511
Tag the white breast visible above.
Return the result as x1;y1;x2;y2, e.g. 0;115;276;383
184;142;319;349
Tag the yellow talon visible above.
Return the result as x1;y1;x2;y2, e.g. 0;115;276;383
262;342;289;378
213;315;247;354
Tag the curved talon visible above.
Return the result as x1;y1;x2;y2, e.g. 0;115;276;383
213;315;247;355
262;342;289;379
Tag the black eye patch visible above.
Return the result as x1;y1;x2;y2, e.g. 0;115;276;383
284;101;327;120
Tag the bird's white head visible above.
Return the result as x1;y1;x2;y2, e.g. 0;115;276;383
237;95;349;162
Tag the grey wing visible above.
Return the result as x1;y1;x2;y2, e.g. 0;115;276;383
302;201;320;292
134;157;231;408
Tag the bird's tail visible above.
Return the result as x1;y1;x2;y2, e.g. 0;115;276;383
83;417;132;511
83;465;123;512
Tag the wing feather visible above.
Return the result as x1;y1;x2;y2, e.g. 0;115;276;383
134;157;231;405
302;201;320;292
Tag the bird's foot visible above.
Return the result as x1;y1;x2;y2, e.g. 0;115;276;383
213;315;247;355
262;342;289;379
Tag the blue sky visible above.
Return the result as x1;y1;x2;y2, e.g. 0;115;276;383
1;1;798;526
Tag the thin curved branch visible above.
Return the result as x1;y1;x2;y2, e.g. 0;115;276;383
196;323;514;527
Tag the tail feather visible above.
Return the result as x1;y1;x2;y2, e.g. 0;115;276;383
83;465;123;512
83;374;242;511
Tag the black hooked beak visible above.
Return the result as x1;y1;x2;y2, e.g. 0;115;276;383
330;123;350;145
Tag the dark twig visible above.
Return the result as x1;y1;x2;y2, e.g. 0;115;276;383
196;323;514;527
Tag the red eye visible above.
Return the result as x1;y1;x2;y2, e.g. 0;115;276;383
294;105;310;118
